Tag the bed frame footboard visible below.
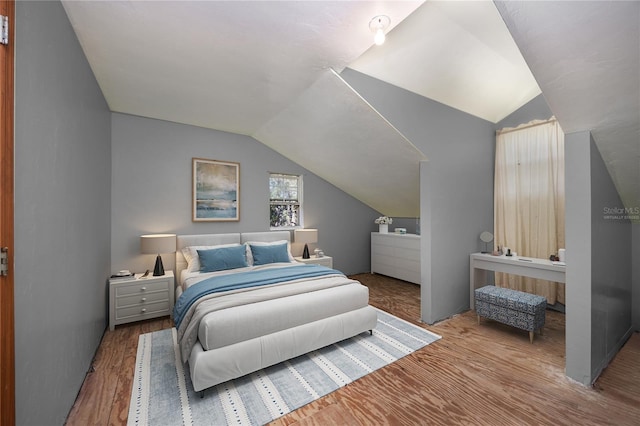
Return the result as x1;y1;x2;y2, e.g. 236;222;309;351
189;306;377;392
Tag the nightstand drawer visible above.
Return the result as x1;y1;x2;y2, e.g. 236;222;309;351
115;280;169;297
115;300;170;321
309;257;332;267
116;290;169;308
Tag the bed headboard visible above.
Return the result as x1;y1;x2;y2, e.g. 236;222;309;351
175;231;292;278
240;231;291;244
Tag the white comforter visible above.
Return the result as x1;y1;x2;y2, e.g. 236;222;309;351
175;263;361;362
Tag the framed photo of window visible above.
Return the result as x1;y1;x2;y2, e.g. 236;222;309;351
192;158;240;222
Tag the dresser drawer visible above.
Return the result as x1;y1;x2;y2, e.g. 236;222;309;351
371;243;395;257
372;233;420;250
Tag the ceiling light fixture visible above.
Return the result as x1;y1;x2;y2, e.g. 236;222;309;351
369;15;391;46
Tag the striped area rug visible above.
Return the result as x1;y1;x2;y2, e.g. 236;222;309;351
128;308;441;425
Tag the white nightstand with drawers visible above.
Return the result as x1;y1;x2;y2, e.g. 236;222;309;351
109;271;174;330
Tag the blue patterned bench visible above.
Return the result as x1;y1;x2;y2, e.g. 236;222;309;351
474;285;546;343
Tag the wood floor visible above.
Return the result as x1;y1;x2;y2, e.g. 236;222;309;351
66;274;640;425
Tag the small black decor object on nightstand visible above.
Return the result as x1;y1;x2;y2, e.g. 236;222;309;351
140;234;176;276
295;228;318;260
153;254;165;276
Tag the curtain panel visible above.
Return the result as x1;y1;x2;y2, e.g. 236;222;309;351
494;118;565;304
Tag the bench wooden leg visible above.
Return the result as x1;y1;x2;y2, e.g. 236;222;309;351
477;314;480;325
529;331;534;344
539;326;544;336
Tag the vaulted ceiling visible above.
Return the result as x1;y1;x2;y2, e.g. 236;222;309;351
60;0;639;217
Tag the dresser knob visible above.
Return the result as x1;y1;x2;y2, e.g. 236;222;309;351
141;287;147;291
141;297;147;302
141;308;147;313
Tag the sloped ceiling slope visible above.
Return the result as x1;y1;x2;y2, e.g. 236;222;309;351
61;0;424;215
60;0;422;135
255;69;426;217
496;1;640;213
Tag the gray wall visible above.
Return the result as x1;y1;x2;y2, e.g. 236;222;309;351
565;131;592;384
588;134;632;379
111;113;379;276
565;131;633;384
342;68;495;323
15;1;112;424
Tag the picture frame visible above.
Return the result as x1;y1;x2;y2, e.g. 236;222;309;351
192;158;240;222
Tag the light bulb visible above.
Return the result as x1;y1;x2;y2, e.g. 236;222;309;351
369;15;390;46
374;28;385;45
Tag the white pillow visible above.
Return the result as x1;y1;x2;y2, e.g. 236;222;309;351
244;240;295;265
182;244;243;273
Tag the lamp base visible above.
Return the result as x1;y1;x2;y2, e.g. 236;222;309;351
302;244;310;259
153;254;165;276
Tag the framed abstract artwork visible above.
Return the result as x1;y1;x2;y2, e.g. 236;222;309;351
192;158;240;221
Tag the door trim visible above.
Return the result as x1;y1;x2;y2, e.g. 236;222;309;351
0;0;15;424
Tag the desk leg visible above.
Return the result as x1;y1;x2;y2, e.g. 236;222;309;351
470;266;487;311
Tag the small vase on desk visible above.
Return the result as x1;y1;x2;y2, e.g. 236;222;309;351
379;224;388;234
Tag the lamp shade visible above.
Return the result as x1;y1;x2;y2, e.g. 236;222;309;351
294;229;318;244
295;229;318;259
140;234;176;255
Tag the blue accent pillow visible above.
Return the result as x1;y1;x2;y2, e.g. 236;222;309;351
250;242;290;265
197;245;248;272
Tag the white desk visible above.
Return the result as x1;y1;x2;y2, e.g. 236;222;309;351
469;253;565;310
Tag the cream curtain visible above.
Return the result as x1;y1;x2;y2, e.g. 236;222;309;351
494;118;565;305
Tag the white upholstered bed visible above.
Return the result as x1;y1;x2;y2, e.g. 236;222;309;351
174;231;378;393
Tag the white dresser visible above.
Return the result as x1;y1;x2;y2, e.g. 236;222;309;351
371;232;421;285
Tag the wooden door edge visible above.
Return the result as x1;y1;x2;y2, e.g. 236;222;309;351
0;0;16;425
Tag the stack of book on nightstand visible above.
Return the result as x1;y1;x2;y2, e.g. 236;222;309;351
110;270;135;279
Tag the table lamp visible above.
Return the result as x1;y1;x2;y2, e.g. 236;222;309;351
294;229;318;259
140;234;176;276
